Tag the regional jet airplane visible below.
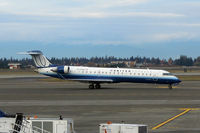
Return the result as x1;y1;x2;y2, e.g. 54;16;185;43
19;50;181;89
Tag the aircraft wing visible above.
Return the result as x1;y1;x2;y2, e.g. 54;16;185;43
68;78;114;83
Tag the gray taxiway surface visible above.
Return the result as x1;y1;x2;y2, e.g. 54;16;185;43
0;77;200;133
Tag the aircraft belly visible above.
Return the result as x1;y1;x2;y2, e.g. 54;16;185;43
44;73;178;84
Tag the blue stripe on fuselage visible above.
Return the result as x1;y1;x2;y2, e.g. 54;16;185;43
41;73;180;84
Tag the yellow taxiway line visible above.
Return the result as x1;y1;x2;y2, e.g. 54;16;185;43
152;108;191;130
156;86;179;89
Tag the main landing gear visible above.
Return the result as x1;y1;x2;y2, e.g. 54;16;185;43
89;83;101;89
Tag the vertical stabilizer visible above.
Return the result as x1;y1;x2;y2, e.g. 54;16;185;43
18;50;51;68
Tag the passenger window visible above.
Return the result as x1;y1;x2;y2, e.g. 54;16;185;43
163;73;173;76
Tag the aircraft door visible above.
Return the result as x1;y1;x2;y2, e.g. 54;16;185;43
153;74;158;82
97;70;101;77
153;73;158;82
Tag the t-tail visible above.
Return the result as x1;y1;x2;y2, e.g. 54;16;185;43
18;50;51;68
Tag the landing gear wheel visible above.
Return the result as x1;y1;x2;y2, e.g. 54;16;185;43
168;84;173;90
89;84;94;89
95;84;101;89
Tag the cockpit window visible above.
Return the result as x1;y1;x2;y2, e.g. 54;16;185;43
163;73;173;76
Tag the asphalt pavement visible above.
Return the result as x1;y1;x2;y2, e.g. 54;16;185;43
0;77;199;133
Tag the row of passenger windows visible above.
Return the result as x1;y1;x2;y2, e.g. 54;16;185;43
163;73;173;76
69;69;173;76
74;69;149;73
71;70;154;76
111;70;131;72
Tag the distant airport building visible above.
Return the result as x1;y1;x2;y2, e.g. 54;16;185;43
8;63;21;69
25;65;35;69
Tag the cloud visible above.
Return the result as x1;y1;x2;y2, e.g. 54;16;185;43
10;11;185;18
151;32;197;42
0;0;198;47
0;2;8;7
126;32;199;45
66;40;126;45
0;0;185;19
91;0;148;8
0;0;148;14
109;12;185;18
158;23;200;27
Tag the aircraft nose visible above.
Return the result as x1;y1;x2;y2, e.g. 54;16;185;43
176;78;181;83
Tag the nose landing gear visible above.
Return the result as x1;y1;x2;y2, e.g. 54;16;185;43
168;84;173;90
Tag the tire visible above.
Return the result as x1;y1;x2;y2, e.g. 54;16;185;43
168;84;173;90
89;84;94;89
95;84;101;89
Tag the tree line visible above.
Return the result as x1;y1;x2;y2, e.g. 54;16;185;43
0;55;200;69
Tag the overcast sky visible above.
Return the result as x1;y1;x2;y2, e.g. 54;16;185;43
0;0;200;59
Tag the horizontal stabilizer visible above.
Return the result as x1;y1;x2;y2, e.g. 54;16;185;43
17;50;43;55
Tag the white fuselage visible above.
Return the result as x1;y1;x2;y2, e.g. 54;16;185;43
38;66;181;84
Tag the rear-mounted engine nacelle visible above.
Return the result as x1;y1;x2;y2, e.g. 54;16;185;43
51;66;69;74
